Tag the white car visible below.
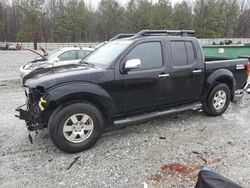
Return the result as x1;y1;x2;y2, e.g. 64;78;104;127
19;47;94;78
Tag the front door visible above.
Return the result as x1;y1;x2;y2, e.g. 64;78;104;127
117;41;167;113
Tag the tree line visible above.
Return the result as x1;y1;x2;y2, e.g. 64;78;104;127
0;0;249;43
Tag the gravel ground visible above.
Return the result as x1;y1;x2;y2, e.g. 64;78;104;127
0;51;250;188
0;51;38;82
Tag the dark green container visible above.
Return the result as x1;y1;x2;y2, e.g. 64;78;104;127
203;45;250;59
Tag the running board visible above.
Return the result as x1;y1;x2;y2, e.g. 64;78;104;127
114;103;202;126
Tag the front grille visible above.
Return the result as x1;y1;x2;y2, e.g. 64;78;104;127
22;87;46;131
23;88;41;113
27;88;40;104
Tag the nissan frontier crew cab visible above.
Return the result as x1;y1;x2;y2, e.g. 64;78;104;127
16;30;250;153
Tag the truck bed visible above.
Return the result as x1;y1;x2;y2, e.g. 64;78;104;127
205;58;249;90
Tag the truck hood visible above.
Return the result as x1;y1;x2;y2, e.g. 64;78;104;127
23;64;104;89
27;48;47;61
24;60;53;70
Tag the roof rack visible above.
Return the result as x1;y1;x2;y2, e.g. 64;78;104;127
110;33;135;41
109;30;195;41
134;30;195;37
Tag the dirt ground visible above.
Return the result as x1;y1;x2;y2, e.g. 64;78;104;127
0;51;250;188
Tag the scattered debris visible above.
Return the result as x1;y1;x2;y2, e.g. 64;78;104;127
192;151;201;155
199;126;207;132
67;156;81;170
197;156;208;164
147;174;162;182
143;182;148;188
192;151;208;163
28;133;33;144
159;136;166;140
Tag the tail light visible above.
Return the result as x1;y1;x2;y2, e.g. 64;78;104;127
247;62;250;77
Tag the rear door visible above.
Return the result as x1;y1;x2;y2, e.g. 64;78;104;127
165;39;205;104
116;41;167;113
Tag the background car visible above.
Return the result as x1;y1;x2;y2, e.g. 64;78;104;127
0;42;9;50
19;47;94;78
8;43;18;50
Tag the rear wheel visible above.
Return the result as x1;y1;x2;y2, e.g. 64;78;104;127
203;83;231;116
48;103;103;153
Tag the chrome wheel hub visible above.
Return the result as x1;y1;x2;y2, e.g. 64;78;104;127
63;113;94;143
213;90;227;110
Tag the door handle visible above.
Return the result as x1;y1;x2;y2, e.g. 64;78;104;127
192;69;202;73
158;73;170;78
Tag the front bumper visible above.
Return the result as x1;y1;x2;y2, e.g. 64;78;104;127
16;104;46;131
15;104;32;121
15;104;40;131
16;97;49;131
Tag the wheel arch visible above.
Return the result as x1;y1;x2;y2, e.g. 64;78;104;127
202;69;235;102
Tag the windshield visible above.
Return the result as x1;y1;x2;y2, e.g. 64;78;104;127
83;41;132;66
47;49;62;61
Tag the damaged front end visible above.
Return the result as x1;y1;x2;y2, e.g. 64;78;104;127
16;87;50;131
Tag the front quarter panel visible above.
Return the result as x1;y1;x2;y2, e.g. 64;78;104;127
45;82;117;121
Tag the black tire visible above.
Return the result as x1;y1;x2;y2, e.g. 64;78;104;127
48;103;103;153
203;83;231;116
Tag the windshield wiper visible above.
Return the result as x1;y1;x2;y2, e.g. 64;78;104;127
80;61;95;67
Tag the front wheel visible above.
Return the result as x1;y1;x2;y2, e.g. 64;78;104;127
203;83;231;116
48;103;103;153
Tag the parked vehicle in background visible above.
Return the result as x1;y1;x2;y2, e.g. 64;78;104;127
0;42;9;50
16;30;250;153
19;47;94;78
8;43;18;50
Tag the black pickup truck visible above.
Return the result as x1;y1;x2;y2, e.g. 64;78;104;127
16;30;250;153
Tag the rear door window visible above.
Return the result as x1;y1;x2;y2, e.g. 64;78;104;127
185;41;195;64
127;42;163;70
170;41;196;67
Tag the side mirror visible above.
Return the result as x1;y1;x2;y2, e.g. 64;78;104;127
53;57;60;63
124;59;141;70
